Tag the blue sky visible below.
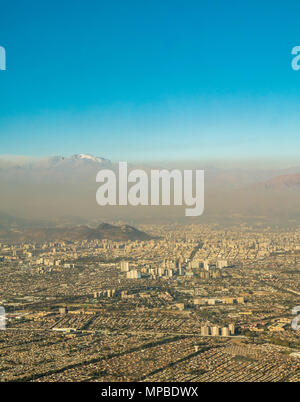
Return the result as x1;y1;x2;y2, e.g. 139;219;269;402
1;0;300;166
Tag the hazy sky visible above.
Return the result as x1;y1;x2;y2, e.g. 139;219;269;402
1;0;300;165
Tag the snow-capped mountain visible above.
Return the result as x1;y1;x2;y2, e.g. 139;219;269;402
70;154;110;164
0;153;111;169
0;153;113;185
45;153;111;167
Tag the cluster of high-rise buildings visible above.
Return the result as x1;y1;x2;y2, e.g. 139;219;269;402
200;324;235;337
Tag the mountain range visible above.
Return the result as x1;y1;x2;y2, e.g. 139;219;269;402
1;153;300;226
256;174;300;189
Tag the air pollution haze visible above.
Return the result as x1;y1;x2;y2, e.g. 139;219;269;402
1;153;300;228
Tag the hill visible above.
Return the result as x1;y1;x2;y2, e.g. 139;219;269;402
0;223;153;242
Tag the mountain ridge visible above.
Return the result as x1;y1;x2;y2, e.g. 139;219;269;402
257;173;300;189
0;222;153;242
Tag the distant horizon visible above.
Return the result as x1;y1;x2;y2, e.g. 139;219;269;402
0;152;300;170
